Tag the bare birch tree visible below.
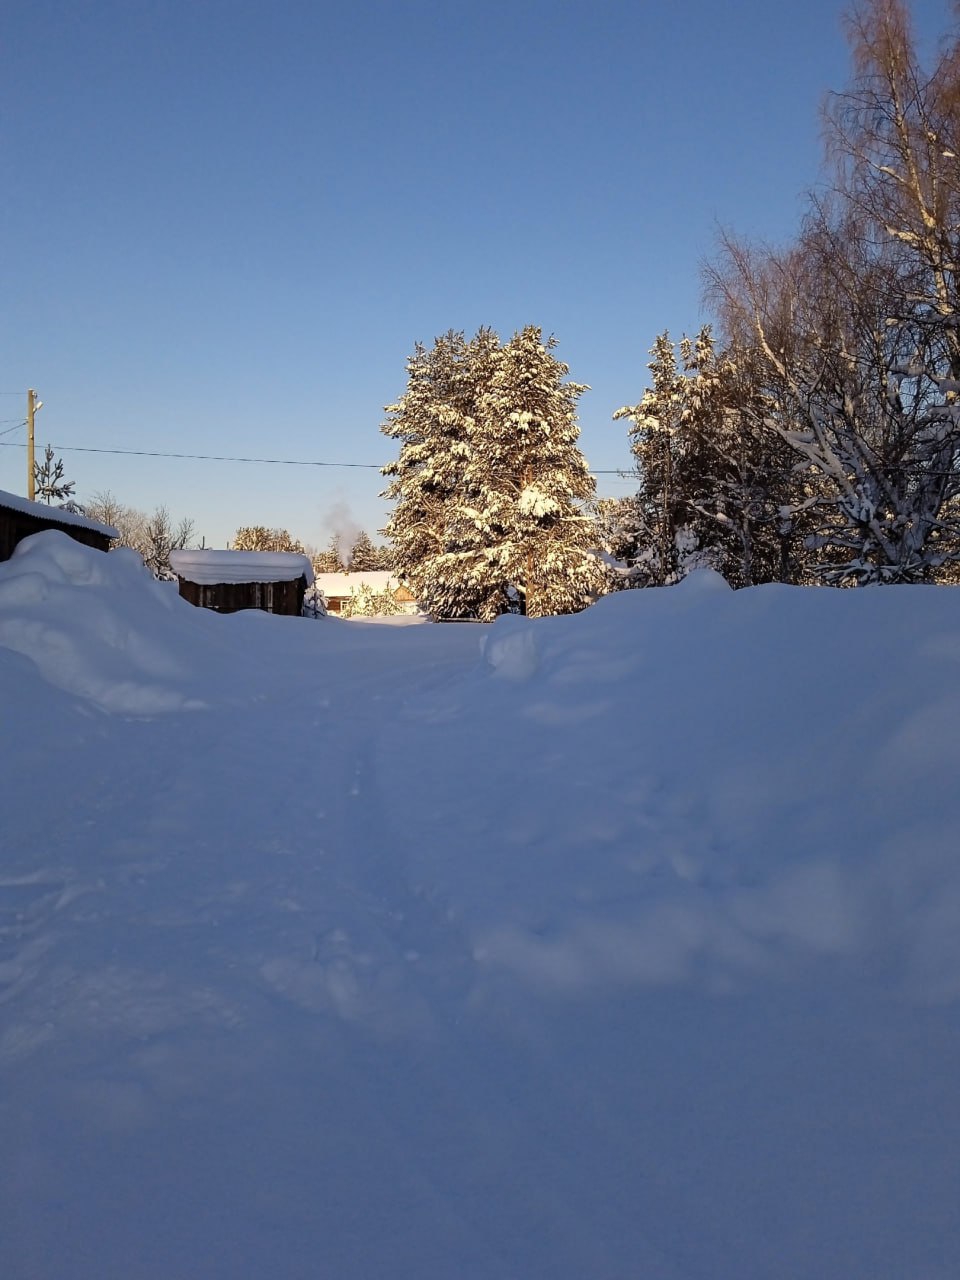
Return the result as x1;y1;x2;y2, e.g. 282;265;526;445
708;0;960;582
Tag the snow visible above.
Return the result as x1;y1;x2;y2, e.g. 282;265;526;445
169;548;315;586
0;487;119;538
517;483;560;517
1;532;959;1279
480;612;541;679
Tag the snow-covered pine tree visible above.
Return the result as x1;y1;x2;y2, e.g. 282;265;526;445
382;338;445;612
34;445;76;505
307;545;339;573
615;329;808;587
675;329;806;586
370;541;394;571
381;329;496;619
383;327;604;618
614;332;690;584
232;527;305;553
592;495;645;584
326;533;346;572
450;326;605;617
348;530;380;572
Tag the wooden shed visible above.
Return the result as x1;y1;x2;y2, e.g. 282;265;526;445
0;489;118;561
169;549;315;616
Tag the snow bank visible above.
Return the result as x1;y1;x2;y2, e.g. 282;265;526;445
0;532;256;713
389;583;960;1009
480;613;540;679
1;558;959;1279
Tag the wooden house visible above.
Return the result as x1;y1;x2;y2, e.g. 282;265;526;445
312;571;419;616
169;549;315;616
0;489;117;561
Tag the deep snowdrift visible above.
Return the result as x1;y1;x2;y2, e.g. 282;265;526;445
1;531;958;1279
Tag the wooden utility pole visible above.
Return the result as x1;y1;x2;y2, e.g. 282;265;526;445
26;389;41;500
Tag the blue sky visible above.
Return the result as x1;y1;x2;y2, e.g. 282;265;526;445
2;0;941;549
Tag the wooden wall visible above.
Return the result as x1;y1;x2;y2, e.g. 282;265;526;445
177;576;307;616
0;506;113;562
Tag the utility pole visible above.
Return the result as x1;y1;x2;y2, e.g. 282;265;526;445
26;389;42;500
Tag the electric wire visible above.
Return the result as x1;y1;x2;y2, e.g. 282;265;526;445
0;439;631;476
5;437;955;479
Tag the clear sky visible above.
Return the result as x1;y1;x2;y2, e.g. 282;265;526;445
2;0;944;550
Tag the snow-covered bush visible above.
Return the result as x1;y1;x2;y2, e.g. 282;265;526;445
302;587;328;619
339;583;404;618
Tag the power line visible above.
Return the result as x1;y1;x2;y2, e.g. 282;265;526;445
7;438;960;477
5;434;959;481
0;439;632;476
66;444;386;468
0;442;383;469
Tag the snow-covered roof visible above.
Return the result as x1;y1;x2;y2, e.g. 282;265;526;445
313;571;405;598
169;549;315;587
0;488;119;539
